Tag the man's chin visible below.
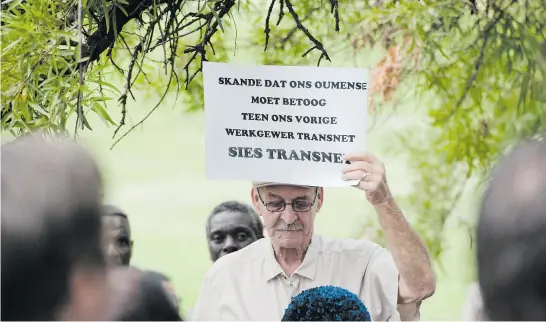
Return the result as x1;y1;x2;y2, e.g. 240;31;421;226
274;232;305;246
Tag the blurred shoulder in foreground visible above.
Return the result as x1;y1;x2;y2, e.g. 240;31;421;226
1;134;112;320
110;267;183;321
477;139;546;320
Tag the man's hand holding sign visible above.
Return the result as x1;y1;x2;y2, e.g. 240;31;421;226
195;62;435;321
342;152;391;205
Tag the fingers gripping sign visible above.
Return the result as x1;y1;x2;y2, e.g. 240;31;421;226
341;151;391;205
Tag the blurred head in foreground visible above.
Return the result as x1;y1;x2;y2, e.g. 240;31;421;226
477;139;546;320
1;135;111;320
206;200;264;262
112;268;182;321
145;270;181;313
102;204;133;266
281;286;371;321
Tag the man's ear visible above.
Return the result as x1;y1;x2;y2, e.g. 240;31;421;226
250;188;262;217
316;187;324;213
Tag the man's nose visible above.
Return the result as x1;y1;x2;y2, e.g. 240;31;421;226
222;236;238;253
280;209;298;225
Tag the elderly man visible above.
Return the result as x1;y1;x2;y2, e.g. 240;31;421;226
477;139;546;320
102;205;133;266
193;152;436;321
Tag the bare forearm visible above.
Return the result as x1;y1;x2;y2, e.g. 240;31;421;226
374;197;436;300
340;151;436;300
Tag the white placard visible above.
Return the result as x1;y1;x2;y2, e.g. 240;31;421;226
203;62;368;187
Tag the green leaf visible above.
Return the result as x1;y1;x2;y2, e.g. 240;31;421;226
208;2;224;32
77;56;90;63
81;113;93;130
96;80;122;95
29;102;50;116
517;64;533;111
101;0;110;32
92;101;116;125
2;37;22;54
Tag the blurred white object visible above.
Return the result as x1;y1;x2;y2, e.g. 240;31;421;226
462;282;487;321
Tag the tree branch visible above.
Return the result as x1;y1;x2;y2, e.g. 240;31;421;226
283;0;331;66
83;0;163;64
442;1;512;122
3;0;341;140
264;0;276;51
328;0;339;32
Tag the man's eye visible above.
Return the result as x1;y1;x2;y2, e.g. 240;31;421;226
236;233;249;241
212;236;224;243
267;201;284;208
293;200;312;211
117;237;130;247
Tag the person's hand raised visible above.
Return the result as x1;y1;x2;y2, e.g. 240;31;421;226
341;151;391;205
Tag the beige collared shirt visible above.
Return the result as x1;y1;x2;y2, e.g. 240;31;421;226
193;235;420;321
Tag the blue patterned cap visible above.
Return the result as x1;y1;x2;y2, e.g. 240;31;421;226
281;285;371;321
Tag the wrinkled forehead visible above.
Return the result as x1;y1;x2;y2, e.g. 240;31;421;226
259;185;317;200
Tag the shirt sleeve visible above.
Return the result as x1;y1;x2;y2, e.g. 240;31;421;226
192;275;220;321
362;247;421;321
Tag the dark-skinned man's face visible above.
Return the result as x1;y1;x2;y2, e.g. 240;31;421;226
207;211;258;262
102;215;132;266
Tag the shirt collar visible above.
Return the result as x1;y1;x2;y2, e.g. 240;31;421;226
263;235;320;281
